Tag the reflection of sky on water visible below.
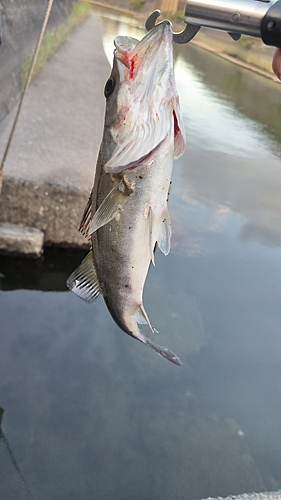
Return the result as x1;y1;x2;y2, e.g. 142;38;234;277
173;144;281;251
173;47;281;252
0;285;274;499
175;57;278;159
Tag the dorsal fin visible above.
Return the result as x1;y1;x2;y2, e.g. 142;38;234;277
79;194;92;237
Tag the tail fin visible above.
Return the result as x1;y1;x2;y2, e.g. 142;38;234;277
133;307;181;365
139;334;181;366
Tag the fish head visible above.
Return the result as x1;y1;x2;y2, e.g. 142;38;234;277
102;21;185;173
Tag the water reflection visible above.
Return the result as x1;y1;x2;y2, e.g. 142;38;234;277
0;408;34;500
177;43;281;146
176;57;278;159
174;50;281;251
0;282;268;500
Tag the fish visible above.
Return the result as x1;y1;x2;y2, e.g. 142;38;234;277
67;20;185;365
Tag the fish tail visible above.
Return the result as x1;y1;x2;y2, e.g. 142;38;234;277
137;331;181;366
132;307;180;365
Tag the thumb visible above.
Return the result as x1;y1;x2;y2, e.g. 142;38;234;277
272;48;281;80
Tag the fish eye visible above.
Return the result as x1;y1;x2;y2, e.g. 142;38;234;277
104;77;115;98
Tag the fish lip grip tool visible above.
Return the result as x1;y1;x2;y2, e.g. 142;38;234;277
146;0;281;47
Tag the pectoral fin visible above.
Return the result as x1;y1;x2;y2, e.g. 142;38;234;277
66;251;101;304
88;180;130;236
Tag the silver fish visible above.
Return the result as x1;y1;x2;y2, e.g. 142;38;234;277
67;20;185;365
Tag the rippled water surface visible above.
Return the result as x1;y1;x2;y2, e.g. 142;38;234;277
1;13;281;500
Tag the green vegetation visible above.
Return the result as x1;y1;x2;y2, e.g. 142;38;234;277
21;2;91;87
130;0;145;12
237;35;257;50
194;29;275;76
172;10;184;21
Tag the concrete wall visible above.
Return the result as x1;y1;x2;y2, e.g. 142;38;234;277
0;0;76;123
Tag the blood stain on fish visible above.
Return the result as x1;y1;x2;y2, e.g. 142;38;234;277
129;54;138;79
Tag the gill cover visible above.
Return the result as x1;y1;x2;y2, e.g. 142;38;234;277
104;21;185;173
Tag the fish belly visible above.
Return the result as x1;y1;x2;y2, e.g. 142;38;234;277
92;155;173;335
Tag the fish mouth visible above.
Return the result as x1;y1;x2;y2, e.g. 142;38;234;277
114;20;173;82
114;19;173;51
104;21;185;174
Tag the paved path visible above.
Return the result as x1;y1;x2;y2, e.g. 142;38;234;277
0;11;109;188
0;11;110;247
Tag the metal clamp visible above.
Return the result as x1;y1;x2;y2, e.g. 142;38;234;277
146;0;281;48
145;9;200;44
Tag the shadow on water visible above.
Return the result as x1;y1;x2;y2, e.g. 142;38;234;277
0;248;87;292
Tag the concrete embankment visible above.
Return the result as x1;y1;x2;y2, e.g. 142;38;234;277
0;11;110;253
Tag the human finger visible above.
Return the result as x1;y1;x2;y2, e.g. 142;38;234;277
272;48;281;80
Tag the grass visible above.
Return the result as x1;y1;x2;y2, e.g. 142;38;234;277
21;2;91;87
193;28;275;76
130;0;146;12
236;35;257;50
172;10;185;21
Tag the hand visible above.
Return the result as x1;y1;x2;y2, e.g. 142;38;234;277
272;48;281;80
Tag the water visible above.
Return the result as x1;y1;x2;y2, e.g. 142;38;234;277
1;13;281;500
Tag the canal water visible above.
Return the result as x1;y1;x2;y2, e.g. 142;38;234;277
1;12;281;500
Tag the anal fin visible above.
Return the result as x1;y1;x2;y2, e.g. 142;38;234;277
66;251;101;304
135;305;158;333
